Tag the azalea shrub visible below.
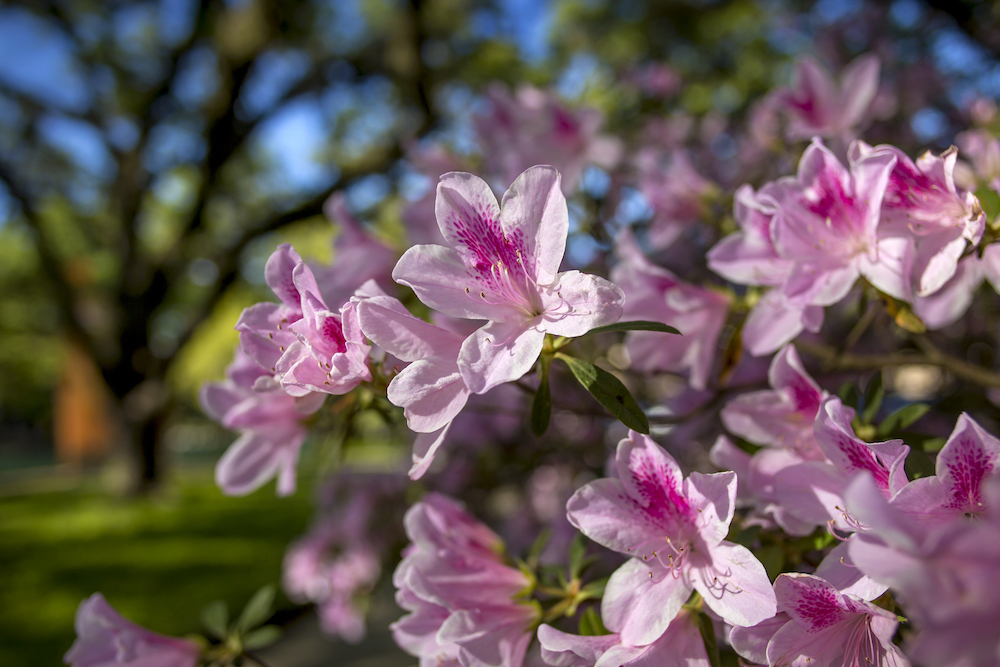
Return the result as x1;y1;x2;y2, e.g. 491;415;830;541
65;52;1000;667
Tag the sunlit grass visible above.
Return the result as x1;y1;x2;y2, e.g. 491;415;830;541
0;470;314;667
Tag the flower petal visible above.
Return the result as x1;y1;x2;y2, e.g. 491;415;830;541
498;166;568;282
693;541;777;627
601;558;691;646
458;320;544;394
538;271;625;337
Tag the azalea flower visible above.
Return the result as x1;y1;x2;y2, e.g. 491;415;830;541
851;142;985;296
888;413;1000;530
392;166;624;394
356;295;470;479
65;594;201;667
475;84;622;193
611;228;729;390
845;475;1000;667
721;344;826;460
391;494;539;667
311;192;399;306
567;431;776;645
772;395;909;532
536;608;709;667
778;55;881;143
635;149;716;250
730;573;909;667
200;348;323;496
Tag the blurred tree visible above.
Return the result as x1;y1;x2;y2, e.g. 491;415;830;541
1;0;998;489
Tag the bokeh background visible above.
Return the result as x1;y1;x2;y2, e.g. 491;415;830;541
2;0;999;664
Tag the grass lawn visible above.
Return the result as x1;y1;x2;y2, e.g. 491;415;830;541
0;469;314;666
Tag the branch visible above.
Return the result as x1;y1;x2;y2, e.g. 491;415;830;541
168;144;405;355
0;162;96;358
795;338;1000;390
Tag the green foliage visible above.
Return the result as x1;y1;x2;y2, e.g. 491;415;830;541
578;606;610;636
531;356;553;437
556;354;649;434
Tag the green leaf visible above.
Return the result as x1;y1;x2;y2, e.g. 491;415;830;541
526;528;551;570
582;320;681;337
242;625;281;650
837;381;859;410
876;403;930;438
695;610;722;667
579;578;608;600
757;544;785;582
861;372;883;425
556;354;649;433
578;606;610;636
200;601;228;640
568;533;587;579
237;585;275;632
531;356;552;437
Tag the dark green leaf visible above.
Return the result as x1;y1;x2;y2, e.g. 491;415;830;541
861;372;883;425
242;625;281;650
200;601;228;640
557;354;649;433
876;403;930;438
582;321;681;337
578;606;610;636
569;534;587;579
695;610;721;667
526;528;551;570
237;585;275;632
904;449;936;480
838;381;859;410
531;357;552;437
757;544;785;582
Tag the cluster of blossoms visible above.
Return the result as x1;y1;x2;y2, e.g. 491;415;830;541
66;53;1000;667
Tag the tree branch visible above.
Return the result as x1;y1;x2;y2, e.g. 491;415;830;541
795;338;1000;390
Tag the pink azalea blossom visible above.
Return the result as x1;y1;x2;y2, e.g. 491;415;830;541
392;166;625;394
850;142;985;296
707;185;823;354
274;269;375;397
707;184;791;288
475;83;622;192
772;395;909;531
721;344;826;460
283;499;381;643
235;244;309;380
767;139;910;305
611;228;730;390
64;594;200;667
730;573;909;667
778;55;881;143
890;413;1000;531
356;295;470;479
536;608;709;667
200;348;323;496
391;494;539;667
566;431;776;645
912;254;984;330
235;245;376;397
710;435;816;537
311;192;399;306
635;149;716;250
845;475;1000;667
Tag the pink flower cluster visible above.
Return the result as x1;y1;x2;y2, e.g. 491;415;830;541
709;138;986;354
391;494;539;667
